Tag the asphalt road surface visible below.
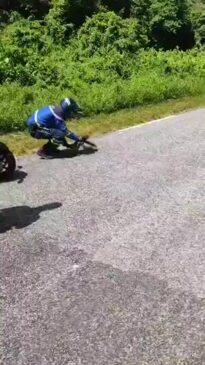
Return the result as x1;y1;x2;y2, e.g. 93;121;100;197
1;109;205;365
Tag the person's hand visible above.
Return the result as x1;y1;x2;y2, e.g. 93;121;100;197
80;135;89;142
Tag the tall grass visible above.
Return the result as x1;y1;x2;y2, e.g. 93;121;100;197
1;62;205;132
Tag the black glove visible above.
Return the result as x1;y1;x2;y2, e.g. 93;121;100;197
80;135;90;142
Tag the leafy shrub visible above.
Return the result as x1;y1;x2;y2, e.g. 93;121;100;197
71;10;148;59
149;0;193;49
1;4;205;133
45;0;73;43
190;2;205;47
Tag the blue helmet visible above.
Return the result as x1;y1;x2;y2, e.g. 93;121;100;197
60;97;82;118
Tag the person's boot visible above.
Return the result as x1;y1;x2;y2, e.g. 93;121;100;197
37;141;57;159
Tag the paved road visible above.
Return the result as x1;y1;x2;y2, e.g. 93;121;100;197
1;109;205;365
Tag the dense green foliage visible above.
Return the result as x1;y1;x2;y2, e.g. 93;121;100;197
1;0;205;132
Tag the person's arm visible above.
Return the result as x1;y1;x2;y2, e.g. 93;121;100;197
56;118;80;141
57;120;68;134
67;130;81;142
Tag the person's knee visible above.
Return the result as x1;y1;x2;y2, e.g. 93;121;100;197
53;130;66;140
51;130;66;144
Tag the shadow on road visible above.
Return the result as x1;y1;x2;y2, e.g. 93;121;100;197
3;247;203;364
0;166;28;184
51;146;98;159
10;168;28;184
0;202;62;234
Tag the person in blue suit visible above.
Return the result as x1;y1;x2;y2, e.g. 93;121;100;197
27;97;85;158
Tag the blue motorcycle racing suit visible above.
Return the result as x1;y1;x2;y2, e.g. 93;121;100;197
27;105;80;145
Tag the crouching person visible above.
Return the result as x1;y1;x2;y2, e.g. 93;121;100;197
26;97;84;159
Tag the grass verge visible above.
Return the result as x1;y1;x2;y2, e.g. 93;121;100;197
1;94;205;156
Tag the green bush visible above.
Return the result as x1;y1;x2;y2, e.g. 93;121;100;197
71;10;148;59
0;17;51;84
190;2;205;47
1;54;205;132
1;5;205;133
149;0;192;49
45;0;74;43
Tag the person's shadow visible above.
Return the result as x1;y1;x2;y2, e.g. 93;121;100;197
53;145;98;159
0;202;62;234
